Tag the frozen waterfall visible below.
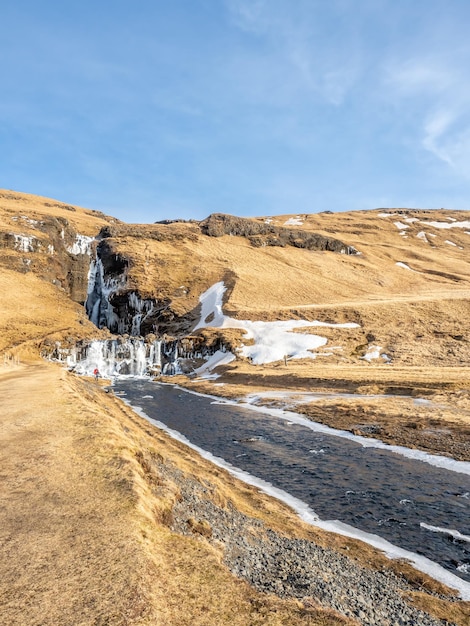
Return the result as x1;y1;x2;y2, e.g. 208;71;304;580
85;257;156;337
65;338;163;378
85;258;124;333
44;335;226;378
72;251;224;378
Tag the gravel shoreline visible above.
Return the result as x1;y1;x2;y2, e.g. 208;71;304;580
164;465;456;626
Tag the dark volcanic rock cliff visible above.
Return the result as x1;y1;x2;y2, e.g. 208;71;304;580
0;214;95;303
200;213;358;254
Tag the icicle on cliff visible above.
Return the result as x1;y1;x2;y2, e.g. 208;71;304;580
66;338;163;377
44;335;227;378
84;239;194;338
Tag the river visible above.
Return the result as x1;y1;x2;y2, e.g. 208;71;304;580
114;379;470;590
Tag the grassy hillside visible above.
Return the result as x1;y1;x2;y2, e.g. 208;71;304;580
92;208;470;367
0;190;112;357
2;189;469;367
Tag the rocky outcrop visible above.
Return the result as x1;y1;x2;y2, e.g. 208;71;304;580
97;222;199;243
200;213;358;254
0;214;95;303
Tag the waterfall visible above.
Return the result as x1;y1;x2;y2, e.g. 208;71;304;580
85;256;155;336
162;340;182;375
128;292;155;337
78;251;227;377
85;258;123;332
45;335;226;378
65;338;163;378
148;340;162;370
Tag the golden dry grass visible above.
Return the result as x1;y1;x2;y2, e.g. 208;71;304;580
1;362;364;626
107;206;470;370
3;361;468;625
2;190;469;369
403;591;470;625
117;208;470;315
0;189;112;235
0;190;113;357
0;267;103;357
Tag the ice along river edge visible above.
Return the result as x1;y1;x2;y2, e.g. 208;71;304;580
118;383;470;600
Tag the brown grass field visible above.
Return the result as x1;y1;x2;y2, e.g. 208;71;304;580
2;361;369;625
1;190;469;624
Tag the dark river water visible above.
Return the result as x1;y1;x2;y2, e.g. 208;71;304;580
115;380;470;586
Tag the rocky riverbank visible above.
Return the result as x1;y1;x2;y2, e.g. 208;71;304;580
165;462;462;626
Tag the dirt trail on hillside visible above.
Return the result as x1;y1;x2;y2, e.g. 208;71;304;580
275;289;470;309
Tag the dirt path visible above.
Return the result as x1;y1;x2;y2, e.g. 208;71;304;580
0;363;160;625
274;289;470;310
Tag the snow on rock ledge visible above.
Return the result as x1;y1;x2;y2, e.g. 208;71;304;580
67;234;94;255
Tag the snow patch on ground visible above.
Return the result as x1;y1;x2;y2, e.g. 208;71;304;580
243;389;401;407
395;262;414;271
416;231;428;243
361;345;384;362
12;234;35;252
13;216;40;226
194;350;236;379
193;282;359;365
404;217;419;223
423;220;470;229
377;213;397;218
445;240;457;247
284;216;303;226
394;221;409;231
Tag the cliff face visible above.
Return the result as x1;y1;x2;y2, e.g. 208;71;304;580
0;214;92;302
85;237;201;337
0;191;114;305
79;213;361;339
200;213;358;253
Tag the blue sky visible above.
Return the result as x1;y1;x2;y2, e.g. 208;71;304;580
2;0;470;222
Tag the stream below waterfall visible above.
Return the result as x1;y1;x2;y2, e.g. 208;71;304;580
114;379;470;591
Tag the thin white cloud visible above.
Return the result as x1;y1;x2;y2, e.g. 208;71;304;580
388;59;453;95
225;0;362;106
386;54;470;176
423;110;456;165
226;0;268;34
